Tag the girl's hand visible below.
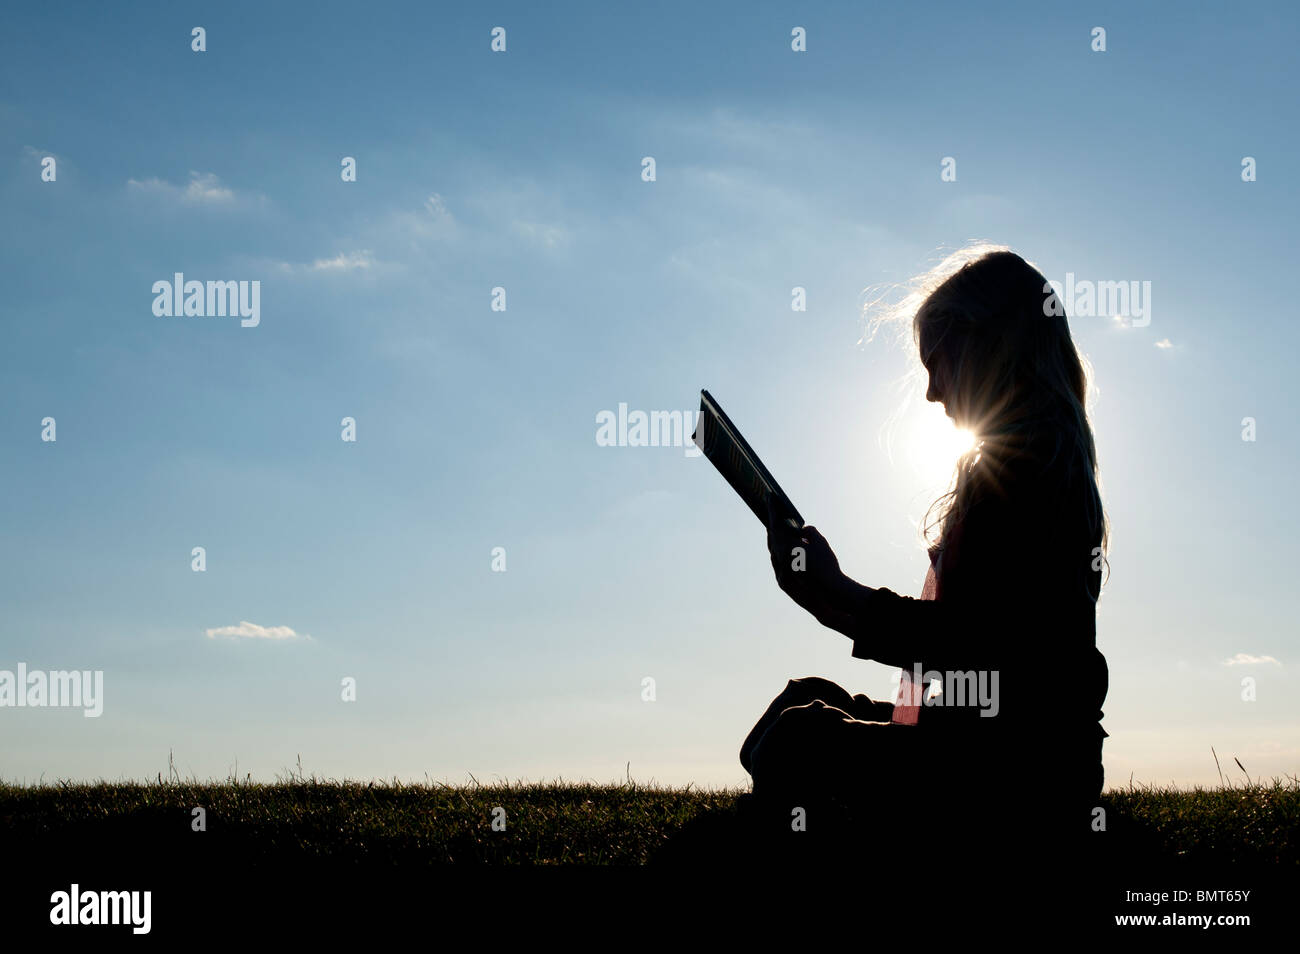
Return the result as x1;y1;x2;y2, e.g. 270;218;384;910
765;497;856;631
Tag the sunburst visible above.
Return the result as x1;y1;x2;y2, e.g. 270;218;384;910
905;405;975;489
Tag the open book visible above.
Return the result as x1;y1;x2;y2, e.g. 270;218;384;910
691;390;804;530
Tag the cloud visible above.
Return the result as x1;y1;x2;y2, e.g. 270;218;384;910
386;193;460;242
128;170;235;204
635;106;819;160
23;145;62;164
511;219;569;249
205;620;306;640
183;172;234;202
267;249;382;274
1155;338;1173;349
424;193;452;220
1222;653;1280;666
309;250;374;271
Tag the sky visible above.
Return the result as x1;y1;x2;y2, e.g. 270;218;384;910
1;1;1297;791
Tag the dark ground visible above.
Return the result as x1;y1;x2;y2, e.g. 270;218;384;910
3;779;1295;935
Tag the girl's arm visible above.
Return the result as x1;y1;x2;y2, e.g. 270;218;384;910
836;580;965;670
767;489;1041;671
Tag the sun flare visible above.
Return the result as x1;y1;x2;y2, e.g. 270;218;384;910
907;408;976;488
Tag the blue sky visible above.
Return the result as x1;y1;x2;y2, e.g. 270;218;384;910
1;1;1296;789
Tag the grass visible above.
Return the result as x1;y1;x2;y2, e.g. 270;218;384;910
1;775;734;866
2;768;1298;867
1104;779;1299;866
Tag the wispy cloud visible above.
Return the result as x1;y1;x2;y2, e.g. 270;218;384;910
635;106;820;160
424;192;453;220
23;144;62;164
1223;653;1280;666
1155;338;1173;349
205;620;307;640
511;219;569;248
386;192;460;242
267;249;383;274
309;250;374;271
128;170;236;203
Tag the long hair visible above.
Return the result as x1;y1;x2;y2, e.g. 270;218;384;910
865;244;1109;582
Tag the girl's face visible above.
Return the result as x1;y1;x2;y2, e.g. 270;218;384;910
921;331;957;420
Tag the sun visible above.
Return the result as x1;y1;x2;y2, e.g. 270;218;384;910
906;406;976;489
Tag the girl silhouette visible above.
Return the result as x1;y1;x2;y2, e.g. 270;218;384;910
739;248;1109;854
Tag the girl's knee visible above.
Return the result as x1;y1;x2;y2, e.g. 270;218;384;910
756;702;842;762
850;693;895;722
744;678;852;777
750;704;851;800
779;676;850;707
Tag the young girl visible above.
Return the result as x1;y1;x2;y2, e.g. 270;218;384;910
739;248;1109;852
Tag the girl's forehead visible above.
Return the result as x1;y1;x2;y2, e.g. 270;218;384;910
919;319;944;361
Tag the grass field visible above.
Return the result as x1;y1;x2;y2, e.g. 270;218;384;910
3;772;1297;867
